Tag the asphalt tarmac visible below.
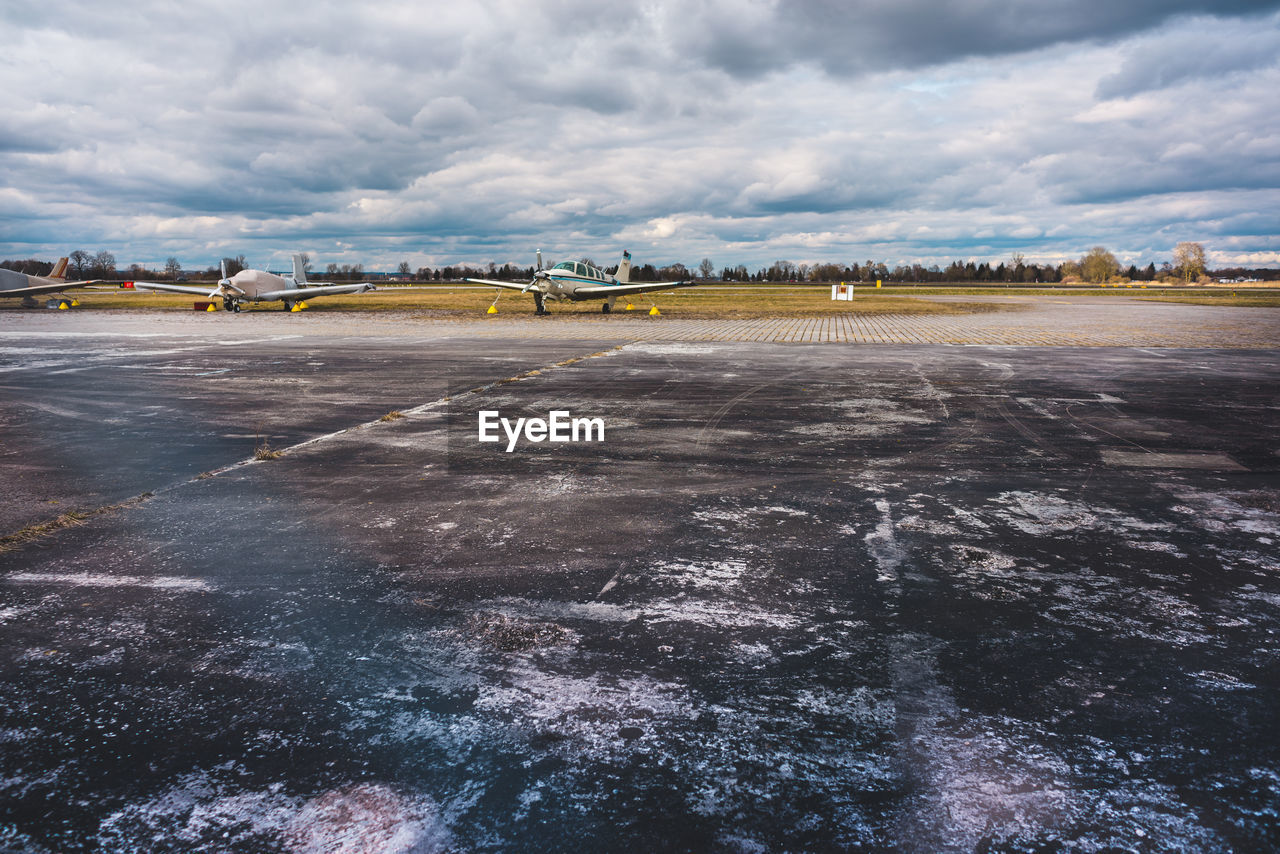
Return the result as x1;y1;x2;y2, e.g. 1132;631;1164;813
2;311;1279;852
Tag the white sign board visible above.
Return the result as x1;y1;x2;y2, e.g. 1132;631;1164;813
831;282;854;301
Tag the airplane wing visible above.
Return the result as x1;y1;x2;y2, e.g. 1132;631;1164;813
2;279;102;298
255;283;376;300
129;281;228;296
464;278;536;292
572;280;697;298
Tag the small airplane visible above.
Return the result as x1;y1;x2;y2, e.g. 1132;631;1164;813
0;258;101;308
466;250;695;315
129;254;376;312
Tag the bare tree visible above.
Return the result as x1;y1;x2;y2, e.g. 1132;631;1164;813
1080;246;1119;284
164;257;181;280
69;250;91;278
697;258;715;279
397;261;411;277
298;252;313;275
1173;242;1206;283
1010;252;1026;283
222;255;247;276
92;250;116;277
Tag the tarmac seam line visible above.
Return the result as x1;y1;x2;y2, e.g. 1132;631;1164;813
214;343;629;469
0;344;630;556
0;493;154;555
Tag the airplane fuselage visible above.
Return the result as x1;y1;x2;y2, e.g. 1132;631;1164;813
0;265;86;306
0;267;59;295
223;269;297;301
541;261;620;301
465;250;686;315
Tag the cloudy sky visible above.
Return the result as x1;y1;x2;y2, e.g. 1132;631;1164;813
3;0;1279;272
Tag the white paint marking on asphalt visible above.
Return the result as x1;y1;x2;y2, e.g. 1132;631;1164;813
7;572;213;591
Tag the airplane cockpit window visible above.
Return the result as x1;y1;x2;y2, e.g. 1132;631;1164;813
553;262;574;271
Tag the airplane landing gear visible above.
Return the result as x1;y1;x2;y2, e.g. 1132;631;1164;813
223;298;240;313
534;292;549;316
602;302;611;314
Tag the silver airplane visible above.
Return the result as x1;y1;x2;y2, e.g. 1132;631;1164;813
466;250;695;315
130;254;376;312
0;258;101;308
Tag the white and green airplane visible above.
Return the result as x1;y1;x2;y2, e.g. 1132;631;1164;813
466;250;695;315
130;255;376;312
0;258;101;308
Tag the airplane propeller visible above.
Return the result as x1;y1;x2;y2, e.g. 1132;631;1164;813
208;259;231;298
522;249;548;294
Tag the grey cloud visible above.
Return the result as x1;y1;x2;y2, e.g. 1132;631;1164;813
0;128;64;155
1096;24;1280;98
3;1;1279;269
664;0;1280;79
411;98;481;136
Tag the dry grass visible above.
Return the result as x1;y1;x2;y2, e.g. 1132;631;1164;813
40;282;1280;317
253;444;283;461
403;288;1009;318
0;510;91;553
1138;295;1280;307
56;285;1004;318
0;495;150;553
378;410;405;422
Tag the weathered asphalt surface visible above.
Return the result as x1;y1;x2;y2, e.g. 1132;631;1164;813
1;310;1279;852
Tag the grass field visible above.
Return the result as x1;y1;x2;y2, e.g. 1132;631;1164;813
1136;295;1280;307
41;287;1011;318
16;282;1278;316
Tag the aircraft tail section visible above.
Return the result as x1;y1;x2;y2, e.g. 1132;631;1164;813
48;258;68;281
616;250;632;284
292;254;308;285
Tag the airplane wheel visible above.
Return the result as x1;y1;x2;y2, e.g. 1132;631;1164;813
282;301;292;312
602;303;611;314
232;303;241;313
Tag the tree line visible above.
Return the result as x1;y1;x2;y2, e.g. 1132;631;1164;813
4;242;1271;284
710;243;1216;284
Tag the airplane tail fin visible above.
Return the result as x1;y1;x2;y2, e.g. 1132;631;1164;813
292;254;308;284
48;257;68;281
616;250;632;284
